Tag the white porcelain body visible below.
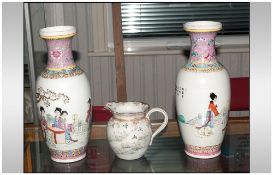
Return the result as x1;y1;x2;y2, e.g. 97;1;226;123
36;26;92;163
107;114;152;160
176;21;230;159
36;73;91;163
176;69;230;158
105;102;168;160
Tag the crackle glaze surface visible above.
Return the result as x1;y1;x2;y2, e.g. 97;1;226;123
106;102;168;160
107;115;152;160
176;22;230;159
36;26;92;163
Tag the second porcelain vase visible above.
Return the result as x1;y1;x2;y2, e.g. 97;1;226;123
176;21;230;159
36;26;92;163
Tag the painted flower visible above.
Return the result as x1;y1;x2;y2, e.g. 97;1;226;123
193;39;215;61
51;50;62;58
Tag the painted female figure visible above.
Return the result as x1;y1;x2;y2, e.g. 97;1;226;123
65;125;78;143
58;110;67;129
195;92;219;129
53;107;62;128
207;93;219;128
62;111;78;143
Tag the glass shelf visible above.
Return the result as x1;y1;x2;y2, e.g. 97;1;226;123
29;134;249;173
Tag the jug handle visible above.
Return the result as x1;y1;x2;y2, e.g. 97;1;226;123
146;108;168;146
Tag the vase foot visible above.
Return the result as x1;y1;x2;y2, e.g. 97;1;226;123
185;149;221;159
51;152;86;163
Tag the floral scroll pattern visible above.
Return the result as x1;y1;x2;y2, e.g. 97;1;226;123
49;146;86;160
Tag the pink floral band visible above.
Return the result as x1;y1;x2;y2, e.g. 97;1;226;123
189;32;217;62
46;38;75;69
183;31;223;72
49;146;86;160
185;144;221;156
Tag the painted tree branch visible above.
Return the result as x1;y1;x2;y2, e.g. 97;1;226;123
36;87;69;107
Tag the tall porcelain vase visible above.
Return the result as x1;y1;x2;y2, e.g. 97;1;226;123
36;26;92;163
176;21;230;159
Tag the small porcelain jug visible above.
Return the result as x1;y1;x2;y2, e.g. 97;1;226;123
105;102;168;160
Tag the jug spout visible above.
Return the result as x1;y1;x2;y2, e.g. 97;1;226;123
104;102;117;113
104;102;149;115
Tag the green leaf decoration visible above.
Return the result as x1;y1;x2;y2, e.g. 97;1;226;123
178;114;185;123
191;51;198;56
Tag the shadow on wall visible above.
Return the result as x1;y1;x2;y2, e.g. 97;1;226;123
183;49;191;59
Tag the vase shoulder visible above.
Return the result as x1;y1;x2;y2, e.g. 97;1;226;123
37;71;90;97
182;60;224;73
40;65;84;79
177;66;230;91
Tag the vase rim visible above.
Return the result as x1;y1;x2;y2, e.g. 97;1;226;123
183;21;222;32
40;26;76;39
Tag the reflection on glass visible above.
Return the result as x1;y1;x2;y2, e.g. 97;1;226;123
29;135;249;172
85;142;115;172
24;3;47;124
185;155;223;173
24;15;34;123
49;158;87;172
111;157;154;173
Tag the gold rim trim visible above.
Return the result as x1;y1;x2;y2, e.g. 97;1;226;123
112;115;146;122
41;67;83;79
47;65;77;71
184;28;221;32
40;33;76;40
183;66;224;73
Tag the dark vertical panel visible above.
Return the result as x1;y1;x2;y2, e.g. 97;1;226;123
125;56;134;101
112;3;127;101
111;57;118;101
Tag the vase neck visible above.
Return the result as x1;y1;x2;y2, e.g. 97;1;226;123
46;37;75;69
189;32;217;63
